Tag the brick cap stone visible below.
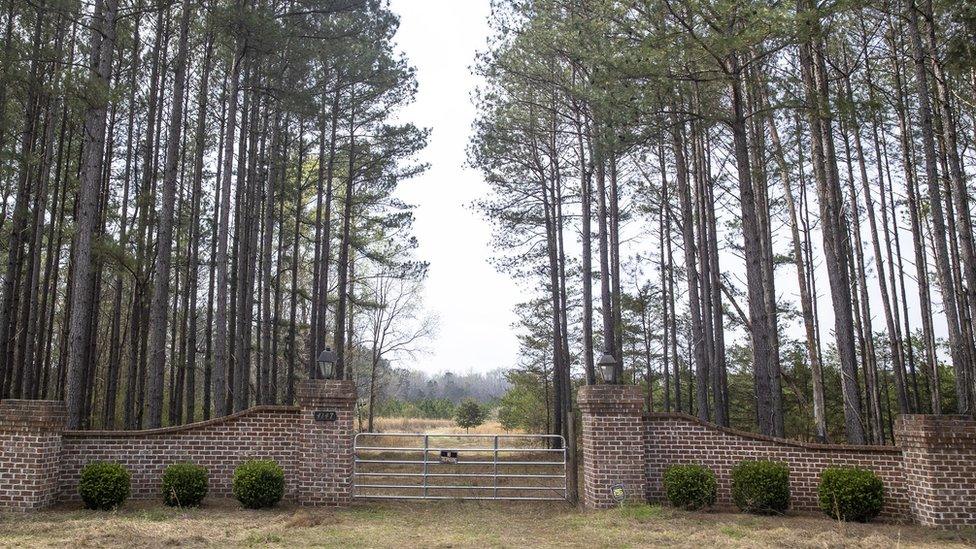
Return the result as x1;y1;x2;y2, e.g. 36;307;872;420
895;414;976;446
578;384;643;414
296;379;357;409
0;399;67;431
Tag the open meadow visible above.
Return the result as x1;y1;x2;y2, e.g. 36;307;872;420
368;416;511;435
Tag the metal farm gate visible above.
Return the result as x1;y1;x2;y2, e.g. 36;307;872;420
353;433;567;501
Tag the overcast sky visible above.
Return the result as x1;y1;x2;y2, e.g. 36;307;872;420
387;0;527;374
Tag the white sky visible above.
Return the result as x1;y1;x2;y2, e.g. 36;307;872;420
389;0;528;374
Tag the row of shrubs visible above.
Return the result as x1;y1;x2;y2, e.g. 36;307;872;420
78;459;286;511
662;461;884;522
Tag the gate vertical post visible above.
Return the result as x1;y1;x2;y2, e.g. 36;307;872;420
492;435;499;498
578;385;646;509
296;379;357;506
422;434;429;498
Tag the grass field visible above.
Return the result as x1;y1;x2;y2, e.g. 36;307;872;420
369;416;511;435
2;499;975;548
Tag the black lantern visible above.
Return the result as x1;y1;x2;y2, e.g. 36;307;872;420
598;352;617;384
317;347;337;380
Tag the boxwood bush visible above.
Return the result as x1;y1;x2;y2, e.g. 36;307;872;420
731;460;790;515
662;464;717;510
161;462;209;507
232;459;285;509
78;461;131;511
818;466;884;522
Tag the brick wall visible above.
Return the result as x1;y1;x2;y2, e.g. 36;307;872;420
896;415;976;527
0;400;67;510
6;382;976;528
645;413;908;519
296;379;356;506
578;385;646;509
59;406;302;502
0;379;356;511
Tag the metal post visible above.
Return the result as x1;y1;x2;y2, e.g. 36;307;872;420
563;446;568;499
422;434;429;498
492;435;499;498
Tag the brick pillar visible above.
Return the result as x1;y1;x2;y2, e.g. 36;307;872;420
578;384;646;509
0;400;67;511
296;379;357;506
895;414;976;527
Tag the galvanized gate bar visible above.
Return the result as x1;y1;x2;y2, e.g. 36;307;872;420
355;459;562;463
353;432;567;501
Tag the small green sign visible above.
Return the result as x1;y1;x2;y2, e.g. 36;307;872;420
611;482;626;505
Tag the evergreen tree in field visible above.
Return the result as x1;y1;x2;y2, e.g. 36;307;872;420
454;399;488;433
498;371;550;434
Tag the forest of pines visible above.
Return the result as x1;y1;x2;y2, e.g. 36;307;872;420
1;0;975;474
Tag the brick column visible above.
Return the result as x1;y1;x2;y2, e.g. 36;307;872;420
895;414;976;528
295;379;357;506
578;384;646;509
0;400;67;511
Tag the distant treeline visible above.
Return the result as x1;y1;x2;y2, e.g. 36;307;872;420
372;368;509;419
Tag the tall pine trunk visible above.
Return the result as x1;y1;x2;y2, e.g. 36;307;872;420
147;0;192;428
65;0;118;429
797;1;865;442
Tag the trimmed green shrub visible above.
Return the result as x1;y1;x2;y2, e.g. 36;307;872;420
662;464;717;510
161;462;209;507
78;461;131;511
818;467;884;522
232;459;285;509
731;460;790;515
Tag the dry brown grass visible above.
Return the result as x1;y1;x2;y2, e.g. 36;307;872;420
2;499;974;548
370;416;516;435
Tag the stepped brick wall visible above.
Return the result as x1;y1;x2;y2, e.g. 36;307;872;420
644;413;907;519
0;379;356;510
59;406;302;502
5;381;976;528
578;385;976;527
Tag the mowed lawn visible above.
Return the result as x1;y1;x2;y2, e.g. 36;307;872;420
2;500;975;548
